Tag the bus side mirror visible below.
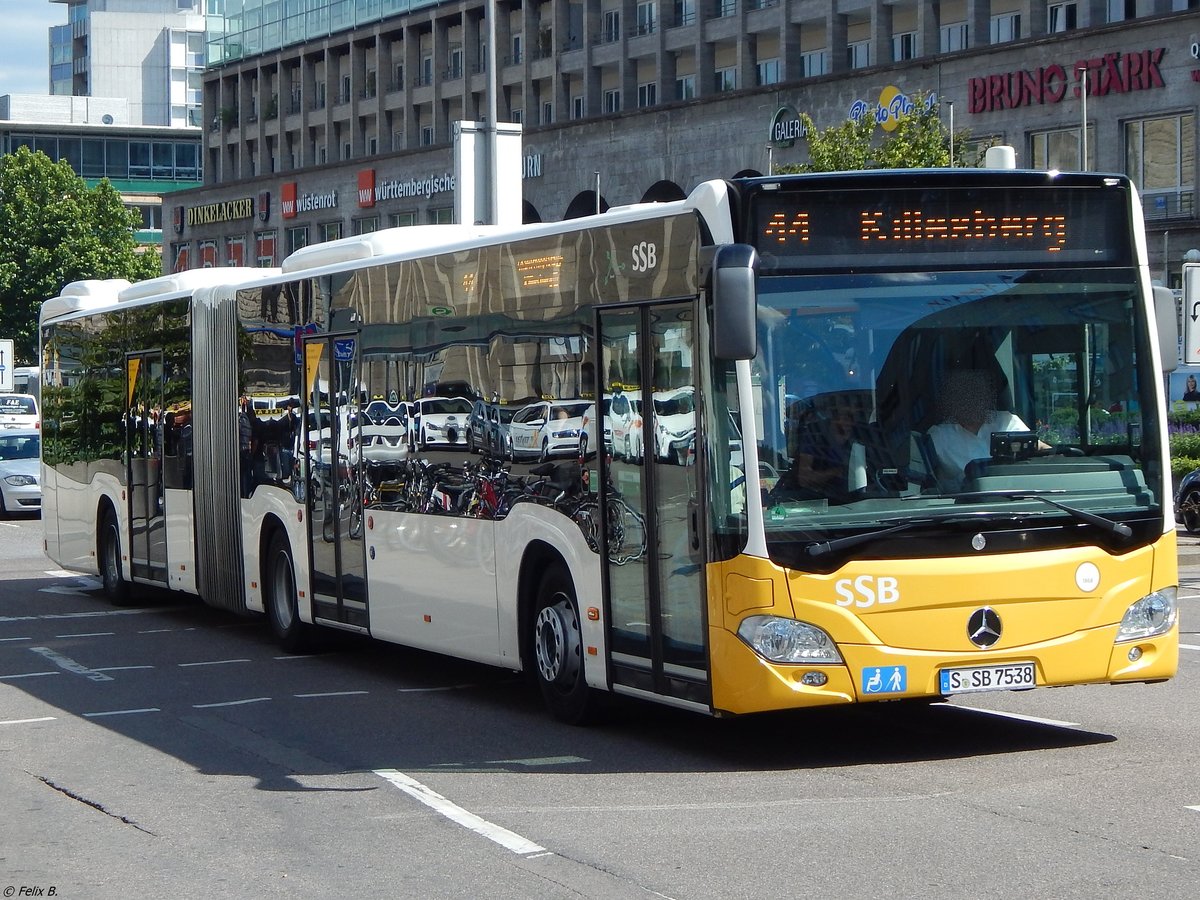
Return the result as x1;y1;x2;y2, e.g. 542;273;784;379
1154;285;1179;374
712;244;758;361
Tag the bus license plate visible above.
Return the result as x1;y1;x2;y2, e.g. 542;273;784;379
938;662;1036;695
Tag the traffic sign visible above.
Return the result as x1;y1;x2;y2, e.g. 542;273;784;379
1185;264;1200;364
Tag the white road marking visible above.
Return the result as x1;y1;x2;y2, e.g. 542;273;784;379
44;569;84;578
178;658;251;667
484;756;589;767
1186;806;1200;813
295;690;369;698
1179;643;1200;651
0;636;32;643
0;717;57;726
0;671;59;680
0;608;157;623
28;646;114;682
93;665;155;673
192;697;271;708
55;631;116;639
951;704;1080;728
83;708;160;718
138;629;175;634
375;768;548;857
396;684;476;693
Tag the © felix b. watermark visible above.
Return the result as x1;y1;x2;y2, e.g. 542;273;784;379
4;888;58;897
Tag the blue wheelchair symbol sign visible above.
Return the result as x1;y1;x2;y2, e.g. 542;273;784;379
861;665;907;695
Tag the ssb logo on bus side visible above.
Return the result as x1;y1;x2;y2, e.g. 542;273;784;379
631;241;657;272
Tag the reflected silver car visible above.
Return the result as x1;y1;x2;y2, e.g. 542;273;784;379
0;429;40;516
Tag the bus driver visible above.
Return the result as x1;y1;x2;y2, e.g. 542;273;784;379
926;369;1034;488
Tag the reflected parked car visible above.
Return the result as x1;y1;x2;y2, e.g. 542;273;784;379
507;399;595;461
413;396;472;450
0;429;40;516
609;391;643;462
652;386;696;465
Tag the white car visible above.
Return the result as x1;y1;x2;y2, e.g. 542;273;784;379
0;394;39;430
507;399;595;461
652;387;696;465
413;396;472;450
608;391;643;461
0;429;40;516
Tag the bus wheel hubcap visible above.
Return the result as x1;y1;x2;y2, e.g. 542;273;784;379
535;598;579;685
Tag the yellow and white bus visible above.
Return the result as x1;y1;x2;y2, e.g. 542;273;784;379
39;168;1179;722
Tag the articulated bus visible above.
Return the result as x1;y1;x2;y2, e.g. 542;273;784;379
40;168;1180;722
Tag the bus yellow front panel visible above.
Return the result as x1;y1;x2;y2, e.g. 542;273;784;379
708;534;1178;716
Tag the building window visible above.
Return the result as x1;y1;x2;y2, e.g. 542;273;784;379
673;0;696;26
1107;0;1136;21
343;142;351;160
757;58;780;86
676;74;695;100
321;222;342;243
801;50;829;78
1030;127;1094;172
541;100;552;124
848;41;870;69
287;226;308;254
448;47;463;79
637;81;657;107
940;22;967;52
428;208;453;224
892;31;916;61
991;13;1020;42
511;34;522;64
225;236;246;267
511;108;523;123
572;95;584;119
420;55;433;85
714;67;737;92
421;125;434;145
715;0;736;17
603;9;620;42
1126;114;1196;220
603;88;621;113
353;217;379;235
636;1;657;34
390;212;417;227
1048;2;1077;32
255;231;277;267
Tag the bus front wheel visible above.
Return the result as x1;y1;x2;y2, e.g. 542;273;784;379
532;565;593;724
265;531;312;653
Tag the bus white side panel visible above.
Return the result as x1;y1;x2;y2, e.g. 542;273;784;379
366;511;503;663
163;487;197;594
51;471;123;576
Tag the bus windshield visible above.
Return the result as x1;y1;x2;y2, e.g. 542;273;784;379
724;266;1163;570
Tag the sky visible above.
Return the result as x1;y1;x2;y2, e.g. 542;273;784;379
0;2;67;97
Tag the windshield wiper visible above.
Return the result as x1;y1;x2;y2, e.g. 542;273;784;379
805;517;989;558
949;489;1133;539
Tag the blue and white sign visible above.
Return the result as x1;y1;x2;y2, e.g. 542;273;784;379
861;665;907;694
334;338;356;362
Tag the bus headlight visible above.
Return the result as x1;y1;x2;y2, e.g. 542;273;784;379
1115;587;1177;642
736;615;843;665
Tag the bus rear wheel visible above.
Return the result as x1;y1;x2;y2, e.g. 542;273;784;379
265;531;312;653
532;565;593;724
99;508;131;606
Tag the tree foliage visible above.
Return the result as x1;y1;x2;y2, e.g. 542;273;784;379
780;96;994;174
0;147;162;363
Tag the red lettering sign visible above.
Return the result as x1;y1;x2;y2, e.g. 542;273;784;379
357;169;376;208
969;48;1164;114
281;182;297;219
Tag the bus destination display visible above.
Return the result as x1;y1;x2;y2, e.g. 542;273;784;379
750;185;1131;270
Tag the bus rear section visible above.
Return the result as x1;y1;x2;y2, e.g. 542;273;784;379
701;169;1179;714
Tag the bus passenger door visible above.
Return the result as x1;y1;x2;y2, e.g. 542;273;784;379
126;351;167;583
598;301;710;708
303;333;368;631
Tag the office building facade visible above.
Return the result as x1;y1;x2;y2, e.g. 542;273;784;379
173;0;1200;283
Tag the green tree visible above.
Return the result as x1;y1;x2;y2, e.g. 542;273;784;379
781;96;993;174
0;147;162;363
